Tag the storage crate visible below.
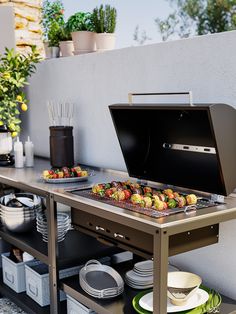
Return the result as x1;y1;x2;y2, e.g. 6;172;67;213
1;252;37;293
25;262;82;307
67;295;96;314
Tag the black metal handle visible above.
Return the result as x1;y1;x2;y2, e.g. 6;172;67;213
128;92;193;106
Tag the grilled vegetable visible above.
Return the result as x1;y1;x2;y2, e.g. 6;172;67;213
123;189;132;200
168;199;177;208
163;189;173;195
92;184;104;194
112;190;126;201
143;186;152;194
143;196;152;208
130;194;143;204
154;200;165;210
158;193;167;202
105;188;115;198
176;196;186;208
186;194;197;205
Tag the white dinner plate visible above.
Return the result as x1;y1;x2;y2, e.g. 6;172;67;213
139;288;209;312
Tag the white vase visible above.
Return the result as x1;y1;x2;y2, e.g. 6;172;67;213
95;33;116;52
71;31;96;54
0;132;12;155
59;41;74;57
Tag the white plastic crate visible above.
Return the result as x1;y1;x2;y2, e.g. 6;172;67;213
25;262;82;307
1;252;38;293
67;295;96;314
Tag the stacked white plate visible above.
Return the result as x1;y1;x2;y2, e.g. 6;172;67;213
36;212;70;242
125;260;179;289
125;260;154;289
80;260;124;299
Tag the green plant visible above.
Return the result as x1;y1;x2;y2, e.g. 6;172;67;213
0;47;41;137
155;0;236;41
92;4;117;33
66;12;93;33
42;0;64;41
48;21;61;47
58;25;72;41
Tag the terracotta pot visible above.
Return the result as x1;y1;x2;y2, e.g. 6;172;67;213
71;31;96;53
95;33;116;52
59;41;74;57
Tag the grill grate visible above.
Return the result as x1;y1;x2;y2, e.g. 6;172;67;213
72;190;219;219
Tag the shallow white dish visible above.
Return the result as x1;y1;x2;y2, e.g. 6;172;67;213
139;288;209;312
134;260;153;272
43;176;88;184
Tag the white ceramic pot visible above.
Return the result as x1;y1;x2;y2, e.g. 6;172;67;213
95;33;116;52
51;47;60;58
71;31;96;53
43;41;51;58
0;132;12;155
59;41;74;57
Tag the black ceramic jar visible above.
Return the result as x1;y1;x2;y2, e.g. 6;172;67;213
49;126;74;168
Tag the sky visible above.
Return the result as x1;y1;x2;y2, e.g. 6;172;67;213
62;0;172;48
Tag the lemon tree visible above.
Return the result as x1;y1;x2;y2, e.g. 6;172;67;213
0;46;41;137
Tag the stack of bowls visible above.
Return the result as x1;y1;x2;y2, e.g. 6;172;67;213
0;193;41;233
36;212;70;242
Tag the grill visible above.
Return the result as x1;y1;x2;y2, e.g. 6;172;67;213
72;93;236;219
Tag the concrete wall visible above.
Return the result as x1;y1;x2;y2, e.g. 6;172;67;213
0;6;15;53
24;30;236;299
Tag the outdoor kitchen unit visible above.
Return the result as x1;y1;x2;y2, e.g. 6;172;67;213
71;101;236;259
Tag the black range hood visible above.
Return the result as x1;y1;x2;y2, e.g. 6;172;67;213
109;103;236;196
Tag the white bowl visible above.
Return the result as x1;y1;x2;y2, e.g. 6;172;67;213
167;272;202;306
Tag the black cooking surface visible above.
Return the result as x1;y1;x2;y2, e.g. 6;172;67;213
72;189;219;219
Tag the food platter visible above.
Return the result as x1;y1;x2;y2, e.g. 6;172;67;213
42;170;94;184
43;176;88;183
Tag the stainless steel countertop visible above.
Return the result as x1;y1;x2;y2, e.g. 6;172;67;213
1;157;236;231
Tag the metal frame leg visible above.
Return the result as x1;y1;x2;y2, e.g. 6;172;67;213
47;194;60;314
153;229;169;314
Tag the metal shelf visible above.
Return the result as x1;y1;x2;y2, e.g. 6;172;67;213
0;227;49;264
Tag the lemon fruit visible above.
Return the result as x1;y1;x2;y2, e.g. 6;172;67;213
21;103;28;111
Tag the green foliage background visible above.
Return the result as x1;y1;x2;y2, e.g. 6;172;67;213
156;0;236;41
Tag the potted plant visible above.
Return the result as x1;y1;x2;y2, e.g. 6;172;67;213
66;12;96;54
58;26;73;57
0;47;40;161
48;21;61;58
91;4;117;51
42;0;64;58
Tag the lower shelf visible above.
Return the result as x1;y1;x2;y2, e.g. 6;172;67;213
0;271;67;314
61;262;236;314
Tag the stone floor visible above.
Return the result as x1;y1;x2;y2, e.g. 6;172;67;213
0;298;27;313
